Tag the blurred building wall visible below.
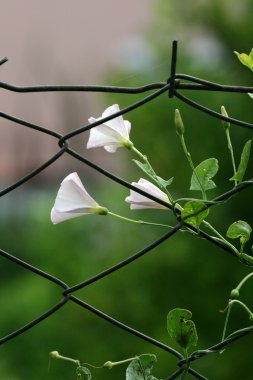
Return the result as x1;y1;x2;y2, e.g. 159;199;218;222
0;0;152;185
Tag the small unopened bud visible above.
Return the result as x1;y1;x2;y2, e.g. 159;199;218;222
49;351;60;360
230;289;240;299
174;109;184;136
103;361;113;369
221;106;230;130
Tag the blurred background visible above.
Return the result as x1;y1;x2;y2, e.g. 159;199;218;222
0;0;253;379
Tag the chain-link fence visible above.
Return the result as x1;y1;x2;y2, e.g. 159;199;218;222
1;42;253;380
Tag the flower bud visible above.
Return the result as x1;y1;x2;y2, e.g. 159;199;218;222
103;361;113;369
221;106;230;130
49;351;60;360
174;109;184;136
230;289;240;299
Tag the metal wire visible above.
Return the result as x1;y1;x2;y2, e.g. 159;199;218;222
1;41;253;379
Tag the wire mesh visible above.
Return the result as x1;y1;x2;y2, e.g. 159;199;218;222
1;41;253;379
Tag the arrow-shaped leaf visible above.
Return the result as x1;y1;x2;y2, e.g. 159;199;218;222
230;140;251;183
190;158;219;192
226;220;252;247
126;354;157;380
234;49;253;72
167;308;198;350
182;201;209;228
76;366;92;380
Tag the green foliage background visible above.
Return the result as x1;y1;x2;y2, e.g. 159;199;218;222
1;1;253;379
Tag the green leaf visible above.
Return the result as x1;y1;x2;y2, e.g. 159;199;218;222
230;140;251;183
133;160;155;177
167;308;198;350
133;159;173;190
155;176;174;188
133;160;156;179
234;49;253;71
182;201;209;228
126;354;157;380
190;158;219;192
76;366;92;380
226;220;252;246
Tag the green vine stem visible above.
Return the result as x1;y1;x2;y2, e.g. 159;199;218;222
234;272;253;293
203;221;239;255
130;144;174;202
229;300;253;318
221;106;238;186
108;211;173;228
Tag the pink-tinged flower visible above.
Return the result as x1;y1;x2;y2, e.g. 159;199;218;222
87;104;132;153
125;178;170;210
51;172;107;224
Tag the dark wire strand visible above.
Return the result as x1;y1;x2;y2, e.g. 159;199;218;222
168;40;178;98
188;368;209;380
0;81;166;93
0;111;61;138
165;367;186;380
175;73;253;92
185;325;253;365
0;248;68;289
0;146;67;197
174;90;253;130
0;297;69;345
0;249;182;361
63;222;182;295
0;57;8;66
59;82;171;143
70;295;184;360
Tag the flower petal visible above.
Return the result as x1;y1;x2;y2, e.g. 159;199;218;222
124;120;131;135
102;104;129;139
51;172;100;224
53;172;98;212
87;119;122;150
125;178;170;210
87;104;131;152
51;208;93;224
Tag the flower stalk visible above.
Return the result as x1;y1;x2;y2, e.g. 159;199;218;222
221;106;238;186
175;109;207;200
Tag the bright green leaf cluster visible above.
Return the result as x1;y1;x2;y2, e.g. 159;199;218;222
234;49;253;72
235;49;253;98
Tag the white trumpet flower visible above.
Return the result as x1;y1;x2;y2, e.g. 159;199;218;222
125;178;170;210
51;172;107;224
87;104;132;153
